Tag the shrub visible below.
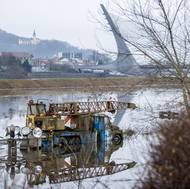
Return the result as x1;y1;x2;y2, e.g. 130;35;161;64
138;115;190;189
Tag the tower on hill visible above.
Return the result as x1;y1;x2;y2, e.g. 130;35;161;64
18;30;40;45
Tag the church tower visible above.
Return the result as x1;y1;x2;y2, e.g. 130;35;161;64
18;29;40;45
33;30;36;40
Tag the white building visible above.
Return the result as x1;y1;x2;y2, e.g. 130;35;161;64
18;30;40;45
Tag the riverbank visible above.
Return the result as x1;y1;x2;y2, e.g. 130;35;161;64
0;77;181;96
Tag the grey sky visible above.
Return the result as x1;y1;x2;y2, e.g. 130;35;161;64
0;0;116;51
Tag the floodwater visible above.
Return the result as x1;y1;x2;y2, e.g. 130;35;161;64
0;88;182;189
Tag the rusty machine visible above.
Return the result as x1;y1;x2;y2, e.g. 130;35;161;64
0;100;137;187
4;99;136;150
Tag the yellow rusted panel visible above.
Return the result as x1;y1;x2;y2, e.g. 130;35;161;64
56;119;65;130
26;115;35;129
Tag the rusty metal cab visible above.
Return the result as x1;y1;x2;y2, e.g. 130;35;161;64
26;100;65;131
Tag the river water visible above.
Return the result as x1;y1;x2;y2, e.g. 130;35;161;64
0;88;182;188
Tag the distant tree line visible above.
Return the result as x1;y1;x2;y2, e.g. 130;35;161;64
0;54;32;73
22;59;32;73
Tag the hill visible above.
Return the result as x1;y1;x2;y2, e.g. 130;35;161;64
0;29;93;58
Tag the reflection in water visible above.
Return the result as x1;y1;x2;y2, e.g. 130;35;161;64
0;88;183;188
0;138;135;188
1;108;25;120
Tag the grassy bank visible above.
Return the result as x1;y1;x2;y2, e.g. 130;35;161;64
0;77;181;96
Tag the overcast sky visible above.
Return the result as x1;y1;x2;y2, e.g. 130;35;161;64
0;0;116;51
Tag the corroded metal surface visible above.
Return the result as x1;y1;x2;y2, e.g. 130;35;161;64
49;162;136;183
49;101;137;115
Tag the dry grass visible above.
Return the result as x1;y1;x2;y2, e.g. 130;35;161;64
0;77;148;96
0;76;184;96
0;77;181;88
0;77;142;88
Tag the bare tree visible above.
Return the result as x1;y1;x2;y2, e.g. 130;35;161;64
102;0;190;112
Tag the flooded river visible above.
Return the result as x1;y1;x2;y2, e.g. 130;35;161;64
0;88;182;188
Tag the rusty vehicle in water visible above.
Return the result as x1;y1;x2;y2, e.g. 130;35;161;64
14;99;136;150
0;99;137;187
